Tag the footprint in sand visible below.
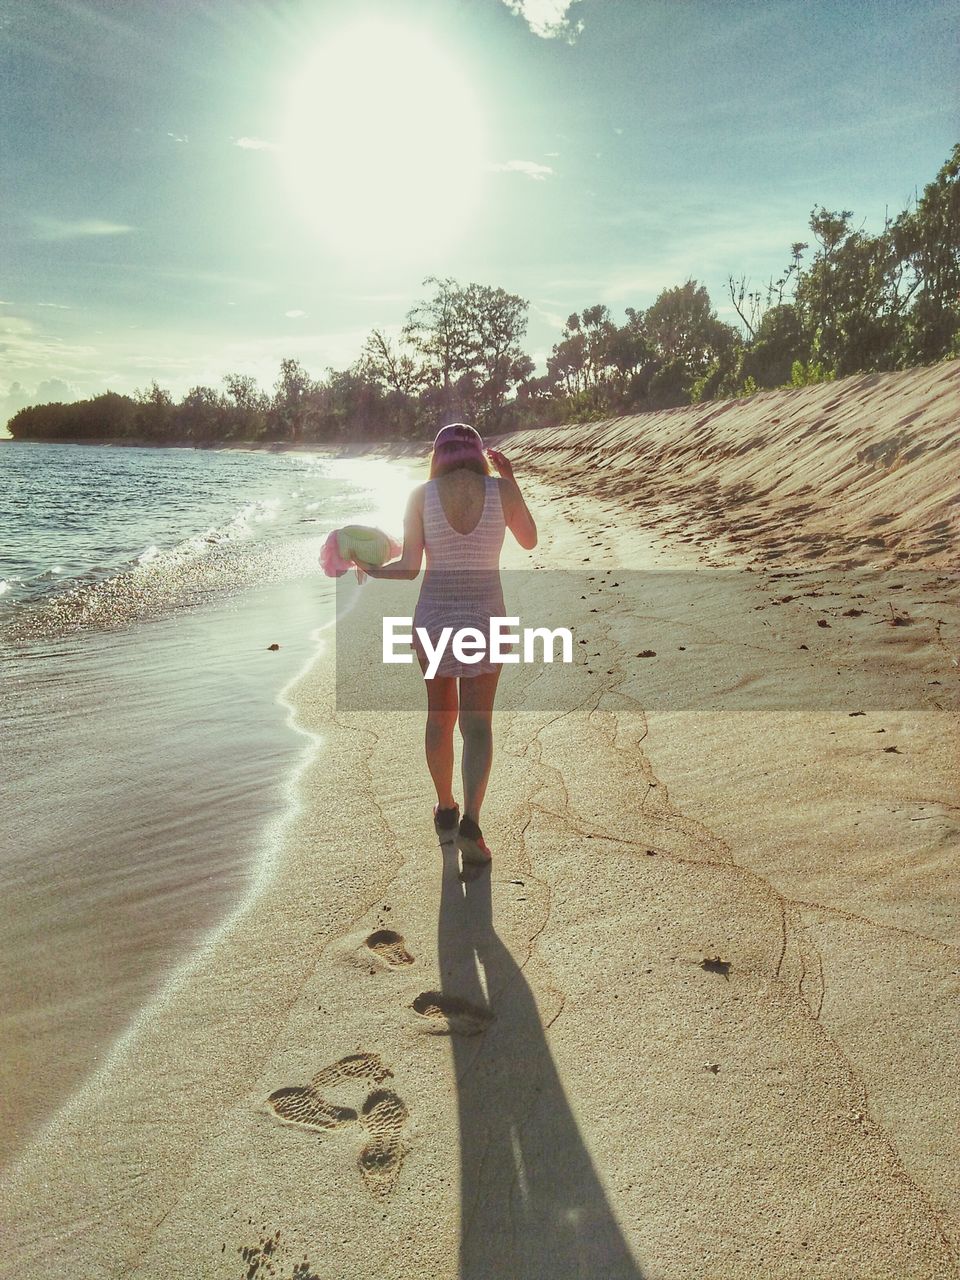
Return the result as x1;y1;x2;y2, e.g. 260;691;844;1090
265;1086;358;1132
364;928;415;968
265;1053;409;1196
358;1089;410;1198
261;1054;407;1172
411;990;494;1036
311;1052;394;1089
266;1052;391;1131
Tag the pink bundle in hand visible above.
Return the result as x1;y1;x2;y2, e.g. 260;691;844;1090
319;525;401;577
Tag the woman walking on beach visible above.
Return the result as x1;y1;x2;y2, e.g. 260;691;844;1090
357;423;537;865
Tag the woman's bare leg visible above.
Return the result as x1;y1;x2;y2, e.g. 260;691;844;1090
458;669;501;823
420;662;459;808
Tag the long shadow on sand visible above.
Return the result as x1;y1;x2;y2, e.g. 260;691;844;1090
433;845;645;1280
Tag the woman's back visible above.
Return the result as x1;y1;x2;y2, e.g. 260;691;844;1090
422;471;505;572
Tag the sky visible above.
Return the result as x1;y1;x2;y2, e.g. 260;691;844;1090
1;0;957;429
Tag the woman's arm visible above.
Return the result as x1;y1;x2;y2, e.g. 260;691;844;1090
487;449;538;550
355;486;425;580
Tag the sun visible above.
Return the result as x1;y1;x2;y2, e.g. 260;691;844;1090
281;21;486;262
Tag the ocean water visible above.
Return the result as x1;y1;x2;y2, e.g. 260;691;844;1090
0;441;411;1168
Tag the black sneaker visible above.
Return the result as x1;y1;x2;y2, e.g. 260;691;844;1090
456;815;492;864
434;803;460;839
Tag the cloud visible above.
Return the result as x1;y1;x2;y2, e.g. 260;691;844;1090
532;302;566;330
34;218;134;241
284;309;307;318
0;316;388;416
166;131;189;143
233;136;277;151
0;313;99;374
489;159;555;181
501;0;584;41
38;301;72;310
544;203;808;307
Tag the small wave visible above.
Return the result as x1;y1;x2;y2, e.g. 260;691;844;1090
1;449;395;640
141;498;282;568
4;497;290;616
5;528;326;643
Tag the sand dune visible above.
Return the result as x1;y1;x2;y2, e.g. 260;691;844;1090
509;360;958;569
1;363;957;1279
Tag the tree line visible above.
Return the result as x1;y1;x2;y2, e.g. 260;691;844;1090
8;143;958;446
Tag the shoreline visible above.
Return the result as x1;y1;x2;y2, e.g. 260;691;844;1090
0;447;414;1173
1;365;957;1278
14;612;329;1148
0;434;430;453
0;578;330;1171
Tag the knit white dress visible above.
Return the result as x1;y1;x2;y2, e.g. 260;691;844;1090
413;475;507;678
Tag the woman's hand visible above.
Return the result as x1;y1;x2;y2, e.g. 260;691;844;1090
485;448;515;482
489;448;537;550
348;490;426;583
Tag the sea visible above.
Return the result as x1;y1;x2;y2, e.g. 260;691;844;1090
0;440;411;1169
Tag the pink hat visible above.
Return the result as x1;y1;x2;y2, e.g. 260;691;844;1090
432;422;485;461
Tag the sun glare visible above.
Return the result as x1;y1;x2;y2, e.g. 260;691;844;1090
281;21;486;262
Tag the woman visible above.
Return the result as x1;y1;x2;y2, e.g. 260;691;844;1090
356;423;537;865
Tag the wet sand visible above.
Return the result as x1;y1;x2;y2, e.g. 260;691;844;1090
0;363;957;1279
0;580;325;1169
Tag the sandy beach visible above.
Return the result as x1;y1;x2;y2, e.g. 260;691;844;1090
1;362;957;1279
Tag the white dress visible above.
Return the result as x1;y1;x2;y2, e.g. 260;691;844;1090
413;476;507;678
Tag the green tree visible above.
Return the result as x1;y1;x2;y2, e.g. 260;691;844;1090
793;208;906;374
271;358;318;442
606;308;654;406
546;316;589;397
313;365;386;441
403;276;469;411
459;282;531;424
403;276;531;425
789;359;835;387
361;329;423;397
360;330;423;436
175;385;228;445
893;142;960;363
134;382;175;442
7;391;137;441
223;373;269;441
644;281;739;403
741;304;806;388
